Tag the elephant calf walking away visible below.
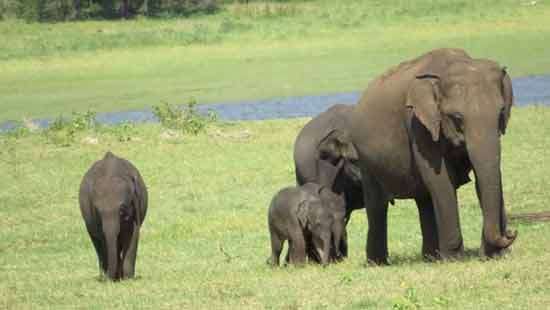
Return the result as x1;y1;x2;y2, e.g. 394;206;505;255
79;151;148;281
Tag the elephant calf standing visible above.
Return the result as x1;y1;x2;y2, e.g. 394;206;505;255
79;151;148;281
268;182;346;266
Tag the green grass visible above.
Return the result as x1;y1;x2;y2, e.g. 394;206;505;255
1;0;550;121
1;106;549;309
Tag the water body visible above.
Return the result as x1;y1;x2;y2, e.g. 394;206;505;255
1;74;549;132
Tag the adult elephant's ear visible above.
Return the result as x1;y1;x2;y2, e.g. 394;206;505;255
318;129;359;162
406;74;442;142
500;67;514;134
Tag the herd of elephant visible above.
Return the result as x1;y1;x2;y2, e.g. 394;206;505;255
79;48;518;281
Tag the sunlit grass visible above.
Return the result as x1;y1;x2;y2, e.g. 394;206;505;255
1;106;549;308
0;0;549;122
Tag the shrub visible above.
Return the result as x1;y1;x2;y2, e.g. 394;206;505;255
43;110;97;146
100;121;137;142
2;0;219;21
152;98;216;135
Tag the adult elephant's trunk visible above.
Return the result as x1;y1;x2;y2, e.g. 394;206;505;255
102;215;120;280
466;129;517;255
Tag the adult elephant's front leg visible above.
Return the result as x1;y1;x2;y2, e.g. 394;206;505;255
430;179;464;259
412;143;464;259
362;173;389;265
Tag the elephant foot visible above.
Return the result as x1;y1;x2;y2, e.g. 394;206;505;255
267;253;283;267
366;255;390;266
422;243;440;261
437;247;465;261
366;241;389;266
422;251;439;262
480;239;512;259
330;253;346;264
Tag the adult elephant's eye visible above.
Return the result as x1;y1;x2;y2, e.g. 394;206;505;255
451;112;463;121
450;113;464;131
319;151;329;160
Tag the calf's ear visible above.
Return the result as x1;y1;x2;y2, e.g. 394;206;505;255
296;200;310;229
131;176;145;225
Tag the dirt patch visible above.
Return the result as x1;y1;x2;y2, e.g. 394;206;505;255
509;211;550;223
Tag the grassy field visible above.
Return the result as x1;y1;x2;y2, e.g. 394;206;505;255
1;0;550;122
1;106;549;309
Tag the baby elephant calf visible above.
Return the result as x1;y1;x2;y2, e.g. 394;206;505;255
268;183;346;266
79;151;148;281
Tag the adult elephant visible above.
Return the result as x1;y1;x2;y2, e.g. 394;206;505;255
294;104;363;256
349;48;517;264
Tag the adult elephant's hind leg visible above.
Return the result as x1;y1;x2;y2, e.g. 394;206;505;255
363;173;389;265
415;196;439;260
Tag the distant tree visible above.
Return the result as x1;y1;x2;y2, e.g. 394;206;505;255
101;0;115;18
3;0;219;21
73;0;81;18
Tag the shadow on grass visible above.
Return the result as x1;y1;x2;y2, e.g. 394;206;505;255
509;211;550;224
94;275;143;283
361;247;514;267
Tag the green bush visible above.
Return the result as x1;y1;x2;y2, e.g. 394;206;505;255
43;110;97;147
100;121;137;142
152;98;216;135
1;0;220;21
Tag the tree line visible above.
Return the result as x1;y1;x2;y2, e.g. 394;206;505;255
0;0;256;21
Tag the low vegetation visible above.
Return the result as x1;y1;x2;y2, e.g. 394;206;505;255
152;98;217;135
1;1;549;308
1;106;549;308
1;0;222;21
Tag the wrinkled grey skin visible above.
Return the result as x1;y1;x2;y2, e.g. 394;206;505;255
350;48;517;264
79;151;148;281
294;104;363;257
268;182;346;267
294;104;363;212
